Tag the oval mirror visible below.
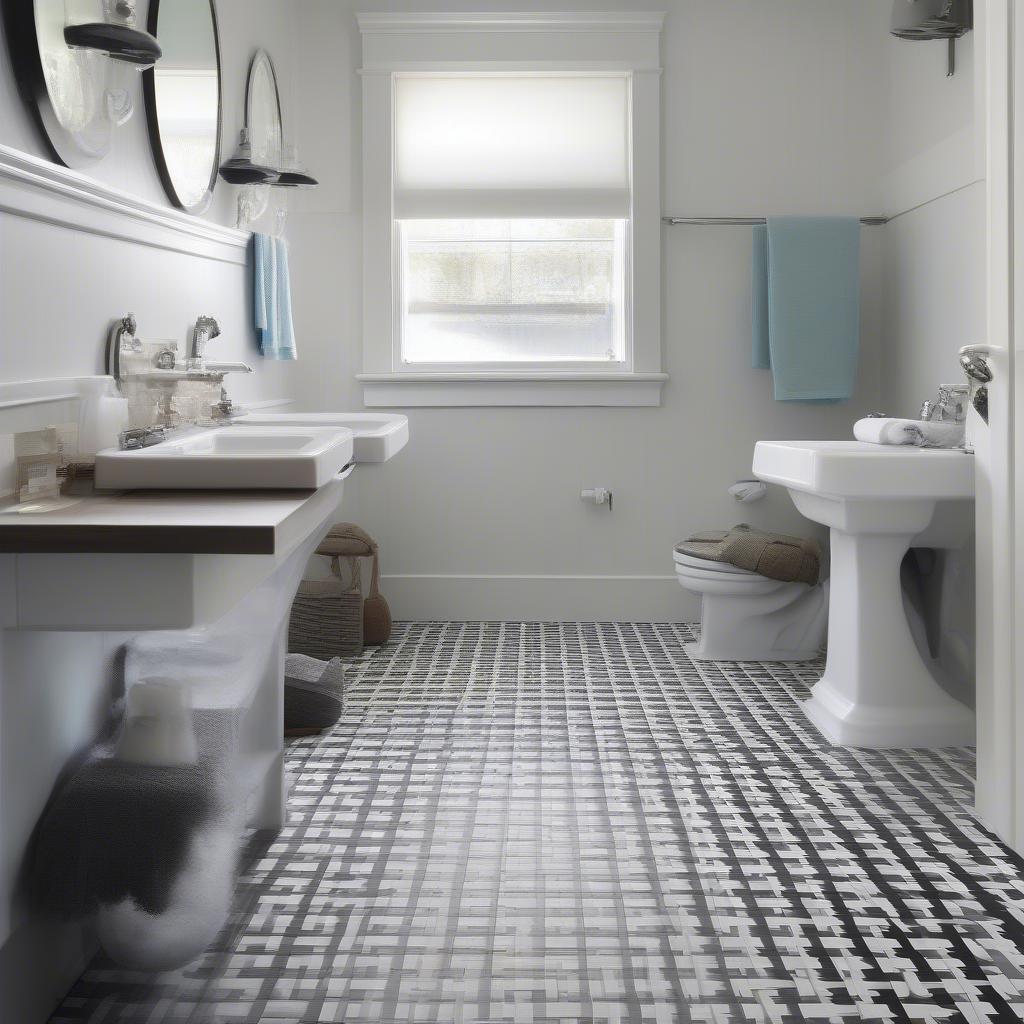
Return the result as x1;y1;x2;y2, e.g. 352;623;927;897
246;50;283;171
2;0;129;166
144;0;222;212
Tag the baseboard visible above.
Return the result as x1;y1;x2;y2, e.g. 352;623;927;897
380;574;696;622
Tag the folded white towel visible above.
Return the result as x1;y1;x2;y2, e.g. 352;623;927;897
854;417;965;448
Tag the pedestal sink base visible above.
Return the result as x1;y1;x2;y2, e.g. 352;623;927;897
801;522;975;750
752;441;977;751
803;677;976;749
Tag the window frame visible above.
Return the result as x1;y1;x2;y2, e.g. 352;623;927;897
357;11;665;407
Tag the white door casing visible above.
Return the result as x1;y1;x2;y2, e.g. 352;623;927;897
975;0;1020;846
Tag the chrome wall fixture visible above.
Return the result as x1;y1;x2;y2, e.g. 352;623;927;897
661;215;889;227
890;0;973;77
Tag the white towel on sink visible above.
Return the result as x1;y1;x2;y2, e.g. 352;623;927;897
854;417;964;449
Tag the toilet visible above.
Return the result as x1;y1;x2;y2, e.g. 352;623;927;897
673;548;829;662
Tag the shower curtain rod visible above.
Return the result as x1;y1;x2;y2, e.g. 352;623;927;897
661;215;889;226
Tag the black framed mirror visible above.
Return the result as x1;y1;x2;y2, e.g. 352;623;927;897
144;0;222;212
1;0;148;167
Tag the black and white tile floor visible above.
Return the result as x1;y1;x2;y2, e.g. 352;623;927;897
50;622;1024;1023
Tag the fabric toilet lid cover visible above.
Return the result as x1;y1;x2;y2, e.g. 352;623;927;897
674;524;821;586
673;550;757;575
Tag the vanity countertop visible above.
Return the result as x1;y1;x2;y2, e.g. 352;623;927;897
0;481;347;555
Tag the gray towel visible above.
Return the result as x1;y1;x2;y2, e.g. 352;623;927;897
284;655;345;736
30;756;220;919
31;702;241;921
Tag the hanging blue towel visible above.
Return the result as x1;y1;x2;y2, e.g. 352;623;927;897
253;233;297;361
751;217;860;402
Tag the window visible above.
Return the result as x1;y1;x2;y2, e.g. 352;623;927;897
394;72;630;368
359;12;664;406
401;219;626;365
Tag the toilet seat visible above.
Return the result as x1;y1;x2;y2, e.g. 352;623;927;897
674;545;828;662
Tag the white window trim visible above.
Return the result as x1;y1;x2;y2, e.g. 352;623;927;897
357;11;666;408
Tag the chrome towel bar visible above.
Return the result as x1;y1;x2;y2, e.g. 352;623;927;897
662;215;889;226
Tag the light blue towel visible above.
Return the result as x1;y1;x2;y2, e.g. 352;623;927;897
254;233;297;361
751;217;860;402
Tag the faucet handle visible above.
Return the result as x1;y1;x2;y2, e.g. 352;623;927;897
119;426;167;450
196;315;221;339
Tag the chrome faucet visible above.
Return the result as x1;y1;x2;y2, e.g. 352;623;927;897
212;386;248;421
188;316;254;376
190;315;221;366
920;385;969;424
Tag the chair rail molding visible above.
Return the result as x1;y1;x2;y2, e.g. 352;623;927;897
0;144;249;266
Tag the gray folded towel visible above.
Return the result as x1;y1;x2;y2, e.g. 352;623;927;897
284;655;345;736
676;523;821;586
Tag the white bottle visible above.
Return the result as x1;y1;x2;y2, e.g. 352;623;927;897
115;679;199;767
78;378;129;459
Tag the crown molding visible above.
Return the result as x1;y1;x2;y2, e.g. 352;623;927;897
0;144;249;266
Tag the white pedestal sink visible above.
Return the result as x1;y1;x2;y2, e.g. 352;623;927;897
753;440;975;749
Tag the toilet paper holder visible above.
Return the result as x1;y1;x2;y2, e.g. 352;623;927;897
581;487;613;510
729;479;767;503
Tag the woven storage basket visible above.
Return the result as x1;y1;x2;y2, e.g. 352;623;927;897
288;557;363;659
315;523;393;646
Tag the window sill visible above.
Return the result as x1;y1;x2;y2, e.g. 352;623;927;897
357;372;667;407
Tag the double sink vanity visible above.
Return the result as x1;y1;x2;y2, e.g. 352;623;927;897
94;412;408;490
0;374;408;829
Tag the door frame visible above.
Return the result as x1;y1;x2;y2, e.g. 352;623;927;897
976;0;1021;845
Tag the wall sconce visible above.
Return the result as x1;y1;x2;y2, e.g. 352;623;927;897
219;128;279;185
890;0;972;77
272;145;319;189
219;51;320;230
219;127;278;230
64;1;161;68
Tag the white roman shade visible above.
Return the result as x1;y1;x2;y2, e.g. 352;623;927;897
393;73;631;219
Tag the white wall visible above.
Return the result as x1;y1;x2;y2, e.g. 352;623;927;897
872;17;983;708
0;5;299;1019
289;0;889;621
880;22;984;415
0;0;301;405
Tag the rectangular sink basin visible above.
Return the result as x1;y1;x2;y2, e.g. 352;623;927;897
753;440;975;500
95;426;354;490
235;412;408;463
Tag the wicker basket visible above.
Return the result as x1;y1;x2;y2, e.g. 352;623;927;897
288;557;363;658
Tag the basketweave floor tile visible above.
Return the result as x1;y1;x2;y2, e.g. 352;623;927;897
48;623;1024;1024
